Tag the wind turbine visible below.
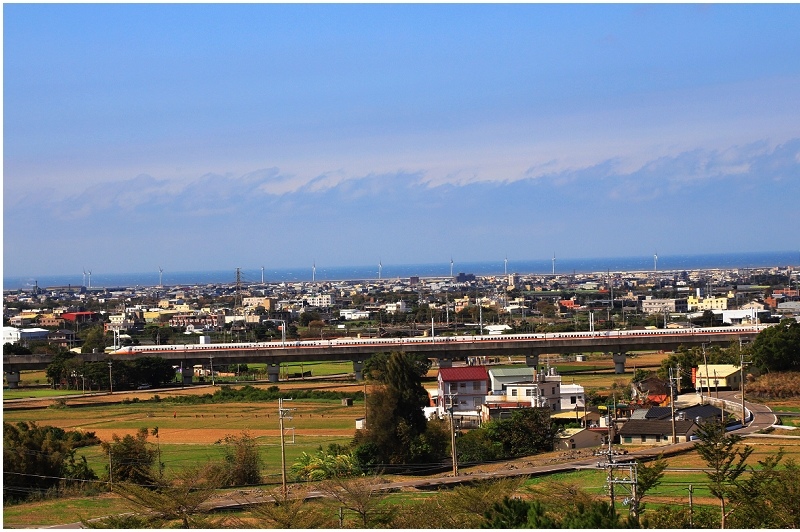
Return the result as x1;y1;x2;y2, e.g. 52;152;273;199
82;268;87;287
654;251;658;273
87;269;92;289
504;256;508;276
552;254;556;275
378;259;382;280
312;260;316;282
261;266;265;284
158;266;164;287
450;257;454;278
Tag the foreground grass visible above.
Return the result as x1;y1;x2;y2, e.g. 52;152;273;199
3;388;86;400
2;492;133;528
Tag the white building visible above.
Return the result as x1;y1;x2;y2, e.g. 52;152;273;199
304;294;334;307
340;309;371;320
3;326;50;345
559;383;586;411
486;367;563;412
383;301;408;314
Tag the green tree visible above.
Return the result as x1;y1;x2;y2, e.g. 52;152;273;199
633;456;667;520
750;318;800;372
92;466;226;529
81;325;107;354
727;451;800;528
457;427;503;463
483;408;557;458
291;449;361;481
211;431;264;487
129;357;176;387
3;421;98;501
298;311;321;327
318;475;394;528
353;351;440;467
45;351;78;388
3;342;32;356
535;299;557;318
235;486;334;529
101;428;158;486
694;419;754;528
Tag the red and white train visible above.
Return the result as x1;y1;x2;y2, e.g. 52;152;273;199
111;324;769;354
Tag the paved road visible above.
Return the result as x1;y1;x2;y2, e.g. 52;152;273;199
40;392;780;528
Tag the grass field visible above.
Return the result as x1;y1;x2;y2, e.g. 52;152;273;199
3;388;87;400
5;350;800;527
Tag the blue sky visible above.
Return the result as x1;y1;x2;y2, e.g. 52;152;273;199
4;3;800;278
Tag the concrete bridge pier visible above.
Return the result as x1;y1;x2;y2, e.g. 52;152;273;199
612;352;627;374
352;360;365;381
181;368;193;385
437;358;453;369
4;369;20;389
266;363;281;383
525;354;539;368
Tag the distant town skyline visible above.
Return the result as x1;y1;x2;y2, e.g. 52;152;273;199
4;4;799;278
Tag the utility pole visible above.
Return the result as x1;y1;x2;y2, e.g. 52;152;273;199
602;458;639;521
688;484;694;527
702;344;710;404
107;362;113;394
669;367;677;443
210;356;215;386
445;391;459;477
278;398;294;497
740;352;749;425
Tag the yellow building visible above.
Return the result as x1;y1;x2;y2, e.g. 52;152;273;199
687;294;729;311
695;364;742;390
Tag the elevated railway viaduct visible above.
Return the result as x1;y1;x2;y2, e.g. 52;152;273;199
3;327;763;387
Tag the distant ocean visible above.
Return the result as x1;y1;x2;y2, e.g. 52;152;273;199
4;251;798;291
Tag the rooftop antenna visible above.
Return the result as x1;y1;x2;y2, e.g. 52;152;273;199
158;266;164;287
261;266;265;284
450;257;454;278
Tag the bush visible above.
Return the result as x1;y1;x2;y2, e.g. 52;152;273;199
212;431;264;487
746;372;800;399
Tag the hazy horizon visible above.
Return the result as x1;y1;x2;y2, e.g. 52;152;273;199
4;4;799;278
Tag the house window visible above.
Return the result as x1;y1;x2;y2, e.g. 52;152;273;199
641;435;647;443
511;389;518;397
655;435;661;442
473;381;482;390
624;437;632;443
525;389;533;397
552;387;556;395
459;382;466;389
570;396;577;404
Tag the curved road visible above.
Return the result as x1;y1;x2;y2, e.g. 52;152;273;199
43;392;781;528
